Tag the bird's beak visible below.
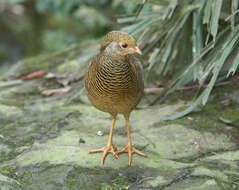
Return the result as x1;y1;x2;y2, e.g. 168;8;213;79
134;46;142;55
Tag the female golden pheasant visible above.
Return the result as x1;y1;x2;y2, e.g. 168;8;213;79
85;31;146;165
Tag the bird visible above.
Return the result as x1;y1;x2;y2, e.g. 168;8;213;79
85;31;146;165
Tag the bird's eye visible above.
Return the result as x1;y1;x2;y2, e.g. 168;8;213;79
121;43;128;48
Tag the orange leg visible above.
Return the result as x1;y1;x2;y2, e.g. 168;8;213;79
89;117;118;164
116;119;147;165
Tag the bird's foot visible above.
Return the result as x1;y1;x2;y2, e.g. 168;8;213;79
89;144;118;164
116;142;147;166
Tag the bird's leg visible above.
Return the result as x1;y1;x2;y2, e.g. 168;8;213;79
89;117;118;164
116;119;147;165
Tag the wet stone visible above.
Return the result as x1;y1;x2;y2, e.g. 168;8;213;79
0;55;239;189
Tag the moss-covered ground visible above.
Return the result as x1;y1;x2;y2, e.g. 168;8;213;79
0;47;239;189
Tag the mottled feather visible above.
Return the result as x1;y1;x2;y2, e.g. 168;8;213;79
85;32;143;119
85;31;146;165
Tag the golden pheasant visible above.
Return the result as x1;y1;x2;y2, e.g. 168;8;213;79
85;31;146;165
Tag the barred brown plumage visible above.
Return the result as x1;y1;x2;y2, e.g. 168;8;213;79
85;31;147;166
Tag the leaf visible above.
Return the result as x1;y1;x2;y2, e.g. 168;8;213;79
167;70;194;95
192;1;205;77
158;13;190;74
166;0;178;19
137;28;150;43
227;48;239;77
42;86;72;96
123;17;159;36
142;28;168;55
148;48;160;71
0;80;23;89
135;0;147;17
164;96;202;120
219;117;233;124
199;58;217;86
230;0;239;31
158;42;214;103
152;24;233;107
144;87;164;94
192;9;203;81
203;0;212;24
20;70;46;80
117;12;159;24
128;0;169;6
168;25;231;93
117;16;138;24
202;29;239;105
210;0;223;40
193;11;203;59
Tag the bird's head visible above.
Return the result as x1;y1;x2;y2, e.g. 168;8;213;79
101;31;142;56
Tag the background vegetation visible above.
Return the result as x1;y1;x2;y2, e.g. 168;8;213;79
0;0;239;119
125;0;239;119
0;0;136;61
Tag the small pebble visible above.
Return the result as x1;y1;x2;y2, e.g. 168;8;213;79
79;138;85;144
97;131;104;136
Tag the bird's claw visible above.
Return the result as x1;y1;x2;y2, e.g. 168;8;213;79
116;142;147;166
89;144;118;164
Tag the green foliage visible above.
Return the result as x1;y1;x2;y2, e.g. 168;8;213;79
35;0;114;52
35;0;109;14
0;0;119;63
99;173;132;190
42;30;78;53
0;0;24;9
0;0;138;61
121;0;239;119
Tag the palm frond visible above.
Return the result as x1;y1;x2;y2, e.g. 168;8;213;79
121;0;239;120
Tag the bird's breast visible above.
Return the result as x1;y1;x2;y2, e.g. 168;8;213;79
88;55;137;96
85;54;143;116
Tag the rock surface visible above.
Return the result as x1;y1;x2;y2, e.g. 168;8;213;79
0;47;239;189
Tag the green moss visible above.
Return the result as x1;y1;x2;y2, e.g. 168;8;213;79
56;60;79;73
166;95;239;133
19;171;32;184
166;94;180;104
0;148;12;162
99;174;132;190
199;101;221;115
213;82;238;96
2;45;82;79
193;117;216;130
0;165;17;176
0;104;23;116
72;165;106;175
220;107;239;121
66;166;116;190
0;98;25;107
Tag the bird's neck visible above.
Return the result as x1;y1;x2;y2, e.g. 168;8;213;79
97;53;132;73
102;51;128;64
